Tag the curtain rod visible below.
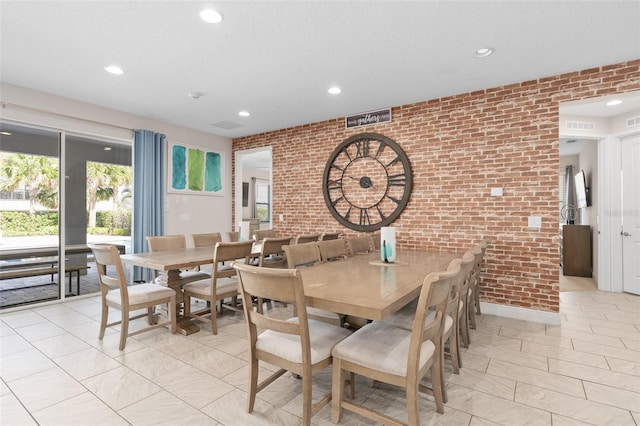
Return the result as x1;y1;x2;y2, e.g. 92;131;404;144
1;101;134;133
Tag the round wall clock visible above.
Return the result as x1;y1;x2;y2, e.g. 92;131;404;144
322;132;412;232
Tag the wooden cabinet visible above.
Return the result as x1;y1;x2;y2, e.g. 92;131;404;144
562;225;592;277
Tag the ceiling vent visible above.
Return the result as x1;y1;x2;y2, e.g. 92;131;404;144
211;120;244;130
626;116;640;128
565;121;595;131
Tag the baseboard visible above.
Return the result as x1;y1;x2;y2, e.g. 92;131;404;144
479;301;561;326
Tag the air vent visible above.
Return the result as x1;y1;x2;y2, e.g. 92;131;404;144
211;120;244;130
565;121;595;131
626;116;640;128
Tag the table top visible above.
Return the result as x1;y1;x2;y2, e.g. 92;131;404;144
120;246;215;271
300;250;460;321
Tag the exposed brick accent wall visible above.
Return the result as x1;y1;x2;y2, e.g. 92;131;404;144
233;60;640;313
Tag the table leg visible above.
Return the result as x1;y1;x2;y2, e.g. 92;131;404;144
158;269;200;335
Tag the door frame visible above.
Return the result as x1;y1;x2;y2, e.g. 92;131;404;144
234;146;273;231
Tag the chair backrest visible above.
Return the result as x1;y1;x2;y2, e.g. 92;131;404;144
369;233;381;250
346;236;374;256
320;232;341;240
226;231;239;242
454;251;476;302
89;243;129;303
233;262;312;360
295;234;322;244
212;241;255;280
318;238;349;262
259;237;293;267
192;232;222;248
469;245;483;296
253;229;277;242
445;259;465;321
284;242;321;268
146;234;186;252
408;262;460;375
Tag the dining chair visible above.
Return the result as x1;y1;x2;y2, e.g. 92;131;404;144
320;232;341;240
146;234;210;285
182;241;254;334
330;262;459;424
192;232;223;248
226;231;239;242
369;233;381;250
89;244;177;350
472;239;490;316
345;235;375;256
456;251;476;349
253;229;277;242
384;259;466;402
318;238;349;262
468;245;484;330
232;262;352;426
255;236;293;313
283;242;343;327
295;233;322;244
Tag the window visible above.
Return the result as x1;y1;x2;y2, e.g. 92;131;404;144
254;180;270;223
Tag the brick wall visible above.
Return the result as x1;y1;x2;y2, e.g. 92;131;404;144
233;60;640;313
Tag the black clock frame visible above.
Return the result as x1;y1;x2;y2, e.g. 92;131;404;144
322;132;412;232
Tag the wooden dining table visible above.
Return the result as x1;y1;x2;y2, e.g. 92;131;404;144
299;250;461;321
120;246;460;334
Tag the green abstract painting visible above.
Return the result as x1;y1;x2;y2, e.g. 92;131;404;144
168;143;224;196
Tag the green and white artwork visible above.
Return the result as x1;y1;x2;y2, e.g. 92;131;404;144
169;142;224;196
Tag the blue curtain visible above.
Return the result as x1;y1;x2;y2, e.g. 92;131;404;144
133;130;164;282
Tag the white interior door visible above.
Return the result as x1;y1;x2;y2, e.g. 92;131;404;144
622;134;640;295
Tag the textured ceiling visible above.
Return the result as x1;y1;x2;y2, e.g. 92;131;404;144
1;1;639;139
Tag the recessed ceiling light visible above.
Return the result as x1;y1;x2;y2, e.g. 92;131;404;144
606;99;623;106
328;86;342;95
188;92;202;99
0;131;12;136
104;65;124;75
103;147;112;151
473;47;494;58
238;111;250;117
200;8;223;23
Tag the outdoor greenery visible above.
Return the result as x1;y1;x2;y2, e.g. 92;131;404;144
0;153;132;237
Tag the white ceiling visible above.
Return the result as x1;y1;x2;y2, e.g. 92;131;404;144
1;1;639;140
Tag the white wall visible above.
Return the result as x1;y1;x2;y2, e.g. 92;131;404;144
0;83;233;241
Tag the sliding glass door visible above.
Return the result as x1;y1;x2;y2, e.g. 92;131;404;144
0;122;132;309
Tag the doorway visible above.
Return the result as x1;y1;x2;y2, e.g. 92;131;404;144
560;90;640;293
234;147;273;232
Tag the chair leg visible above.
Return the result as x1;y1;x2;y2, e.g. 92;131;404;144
211;299;218;335
168;301;177;334
431;357;445;414
331;358;345;424
406;376;420;426
147;307;155;325
99;302;108;340
302;371;313;425
460;304;470;348
474;283;482;315
468;298;477;330
119;311;129;351
247;356;259;413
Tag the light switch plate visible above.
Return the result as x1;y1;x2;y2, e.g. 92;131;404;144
490;187;503;196
528;216;542;228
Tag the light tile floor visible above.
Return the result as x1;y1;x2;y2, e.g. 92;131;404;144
1;289;639;425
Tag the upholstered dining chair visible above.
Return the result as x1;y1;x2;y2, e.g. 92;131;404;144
283;242;343;327
295;233;322;244
146;234;210;285
369;233;381;250
468;245;484;331
330;262;459;424
320;231;341;240
182;241;254;334
89;244;176;350
345;236;375;256
254;236;293;312
226;231;239;242
233;263;352;426
384;259;466;402
317;238;349;262
192;232;223;248
253;229;277;242
456;251;476;349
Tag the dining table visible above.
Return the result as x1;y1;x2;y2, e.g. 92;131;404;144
120;245;460;334
299;249;461;321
